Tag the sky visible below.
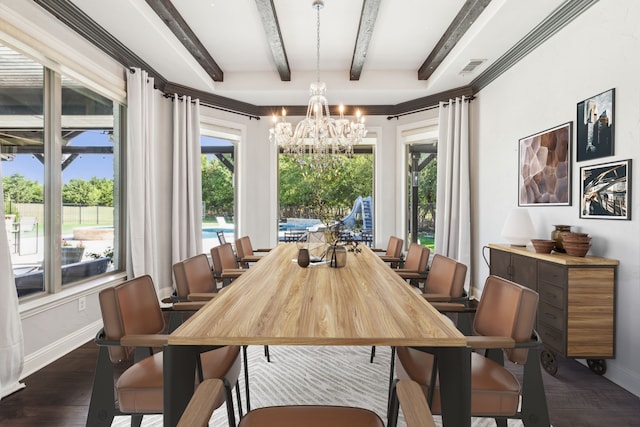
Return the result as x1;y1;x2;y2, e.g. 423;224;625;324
2;130;114;184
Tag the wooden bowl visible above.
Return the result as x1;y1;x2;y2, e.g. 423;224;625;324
563;232;591;243
563;242;591;257
531;239;555;254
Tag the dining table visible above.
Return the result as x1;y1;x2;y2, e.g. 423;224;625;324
163;242;470;426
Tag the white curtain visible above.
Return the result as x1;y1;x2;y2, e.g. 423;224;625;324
435;96;471;290
126;68;161;282
171;95;203;265
0;162;25;400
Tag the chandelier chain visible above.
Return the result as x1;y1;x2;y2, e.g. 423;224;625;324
269;0;367;171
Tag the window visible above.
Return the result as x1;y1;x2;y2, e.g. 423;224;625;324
278;148;374;245
403;125;438;251
1;42;124;298
200;131;236;249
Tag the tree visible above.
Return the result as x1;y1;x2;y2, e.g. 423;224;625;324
278;153;373;218
89;177;114;206
201;154;234;214
2;173;43;203
62;178;100;205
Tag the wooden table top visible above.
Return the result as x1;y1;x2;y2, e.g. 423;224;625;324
169;243;466;347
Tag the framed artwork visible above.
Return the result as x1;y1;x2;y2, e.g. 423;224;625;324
576;88;615;162
519;122;572;206
580;159;631;220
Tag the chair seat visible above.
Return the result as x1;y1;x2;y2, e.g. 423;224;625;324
396;347;521;416
238;406;385;427
116;345;241;413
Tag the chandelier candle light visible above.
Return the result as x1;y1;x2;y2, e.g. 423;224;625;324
269;0;367;170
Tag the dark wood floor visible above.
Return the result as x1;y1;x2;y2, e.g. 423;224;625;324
0;342;638;426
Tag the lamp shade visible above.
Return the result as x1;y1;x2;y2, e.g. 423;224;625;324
501;208;535;246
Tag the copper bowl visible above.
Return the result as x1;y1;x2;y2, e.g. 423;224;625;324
531;239;555;254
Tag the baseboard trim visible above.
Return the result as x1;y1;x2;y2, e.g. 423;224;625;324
21;319;102;380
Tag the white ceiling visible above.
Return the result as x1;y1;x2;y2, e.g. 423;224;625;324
68;0;568;107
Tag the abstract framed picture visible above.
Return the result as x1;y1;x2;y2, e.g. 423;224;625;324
518;122;572;206
576;88;615;162
580;159;631;220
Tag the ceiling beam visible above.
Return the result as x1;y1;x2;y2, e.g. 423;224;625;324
418;0;492;81
350;0;382;81
254;0;291;81
145;0;223;82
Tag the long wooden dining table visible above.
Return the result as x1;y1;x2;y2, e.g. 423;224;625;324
163;243;470;426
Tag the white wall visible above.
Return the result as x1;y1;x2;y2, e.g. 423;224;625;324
472;0;640;396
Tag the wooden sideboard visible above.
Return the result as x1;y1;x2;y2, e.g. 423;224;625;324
487;243;618;375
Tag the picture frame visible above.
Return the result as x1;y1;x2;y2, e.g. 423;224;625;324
576;88;615;162
580;159;631;220
518;122;572;206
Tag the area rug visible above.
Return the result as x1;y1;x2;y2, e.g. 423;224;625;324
112;345;525;426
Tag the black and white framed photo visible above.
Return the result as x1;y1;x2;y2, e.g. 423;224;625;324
576;88;615;162
580;159;631;219
518;122;571;206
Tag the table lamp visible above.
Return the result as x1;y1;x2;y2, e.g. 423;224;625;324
501;208;535;246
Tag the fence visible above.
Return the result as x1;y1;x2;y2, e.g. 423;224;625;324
9;203;114;226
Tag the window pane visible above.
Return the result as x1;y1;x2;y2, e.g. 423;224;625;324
201;135;234;249
278;152;374;246
60;76;119;286
0;43;45;297
407;144;437;251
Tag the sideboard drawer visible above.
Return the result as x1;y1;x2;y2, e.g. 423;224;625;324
539;302;564;331
538;262;565;284
540;283;564;309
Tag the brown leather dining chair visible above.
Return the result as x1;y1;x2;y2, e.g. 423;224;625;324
372;235;404;268
235;235;272;268
87;274;243;427
178;379;387;427
211;242;245;287
395;243;430;288
389;275;550;427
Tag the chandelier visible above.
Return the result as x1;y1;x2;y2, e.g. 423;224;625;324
269;0;367;170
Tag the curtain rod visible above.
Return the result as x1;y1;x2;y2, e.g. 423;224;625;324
163;93;261;120
386;95;475;120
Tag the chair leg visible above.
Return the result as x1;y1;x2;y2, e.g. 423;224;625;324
223;380;237;427
86;346;116;427
242;346;251;412
387;378;401;427
130;414;143;427
387;347;396;416
370;346;376;363
235;382;243;420
264;345;271;362
521;348;551;426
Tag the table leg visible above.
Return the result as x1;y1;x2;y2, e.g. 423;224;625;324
163;345;199;427
436;346;471;427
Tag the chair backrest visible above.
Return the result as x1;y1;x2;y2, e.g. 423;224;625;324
212;242;238;270
237;236;254;257
216;230;227;245
403;243;429;273
385;236;404;258
474;275;539;364
172;261;190;298
98;275;165;363
182;253;216;294
19;216;37;231
424;254;468;298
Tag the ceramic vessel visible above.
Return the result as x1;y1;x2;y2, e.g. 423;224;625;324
551;225;571;253
297;248;310;268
